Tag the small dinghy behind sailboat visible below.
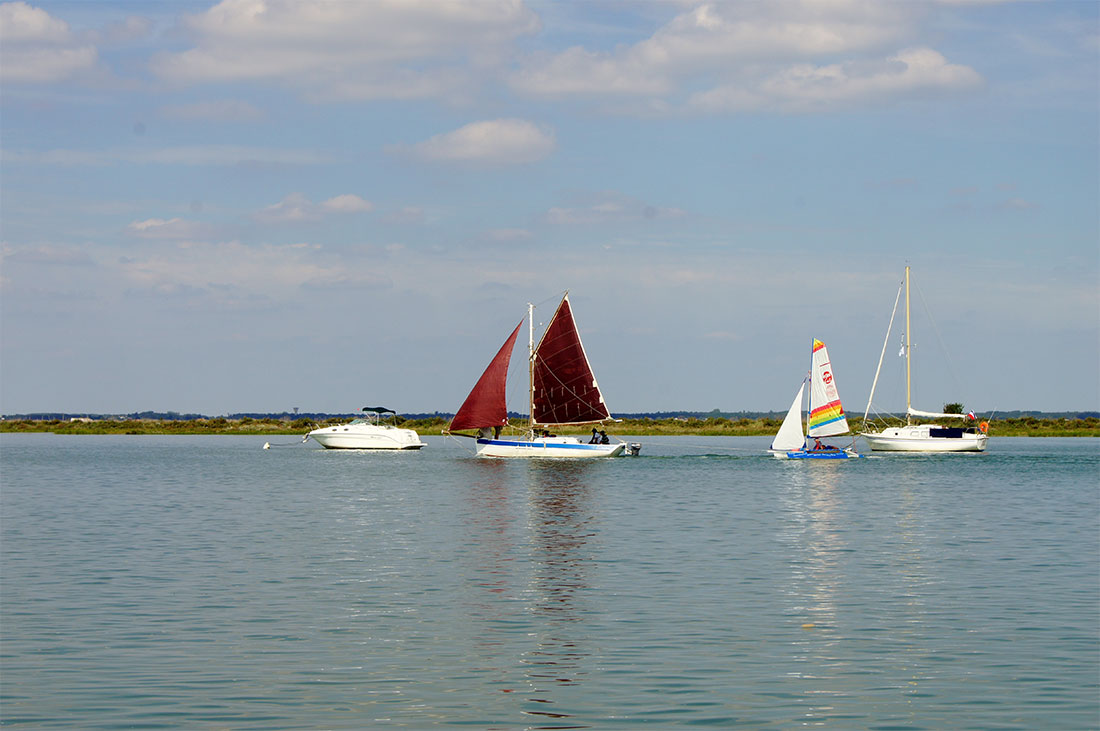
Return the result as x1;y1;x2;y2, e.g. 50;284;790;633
445;293;640;458
770;339;863;459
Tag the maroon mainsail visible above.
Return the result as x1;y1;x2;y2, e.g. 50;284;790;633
531;296;611;426
447;320;523;432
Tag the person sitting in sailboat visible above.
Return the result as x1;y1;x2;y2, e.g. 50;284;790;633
589;428;600;444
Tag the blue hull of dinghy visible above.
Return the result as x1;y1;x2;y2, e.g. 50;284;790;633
786;450;863;459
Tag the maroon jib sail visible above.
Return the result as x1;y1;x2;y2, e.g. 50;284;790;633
447;320;524;433
531;296;611;426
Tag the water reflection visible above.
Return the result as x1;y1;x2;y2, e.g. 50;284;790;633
780;463;844;628
777;461;941;725
461;459;515;599
521;461;595;687
778;464;846;719
458;459;597;728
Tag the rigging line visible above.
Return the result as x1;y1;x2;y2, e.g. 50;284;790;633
443;433;479;453
528;289;567;312
528;290;568;337
263;438;308;449
912;279;967;403
864;279;903;424
530;330;610;421
533;352;600;401
634;437;761;453
510;292;570;422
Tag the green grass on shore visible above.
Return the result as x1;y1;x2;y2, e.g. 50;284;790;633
2;415;1097;437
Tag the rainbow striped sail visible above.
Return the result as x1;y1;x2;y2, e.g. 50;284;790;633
808;339;850;437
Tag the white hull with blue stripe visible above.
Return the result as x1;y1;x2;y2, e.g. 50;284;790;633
446;294;640;459
476;436;625;458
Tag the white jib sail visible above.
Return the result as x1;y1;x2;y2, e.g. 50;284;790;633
771;381;806;451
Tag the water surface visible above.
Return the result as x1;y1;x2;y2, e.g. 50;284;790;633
2;435;1097;728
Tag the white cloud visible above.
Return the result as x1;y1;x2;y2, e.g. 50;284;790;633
514;2;906;98
692;47;983;112
256;193;317;223
0;242;94;265
320;194;373;214
511;1;982;114
151;0;539;101
1;1;71;43
512;46;672;97
404;118;555;164
127;217;208;239
0;1;98;83
256;193;374;223
118;240;356;296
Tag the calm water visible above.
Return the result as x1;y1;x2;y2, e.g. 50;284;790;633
1;434;1097;729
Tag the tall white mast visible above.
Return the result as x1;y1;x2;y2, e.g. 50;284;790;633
905;265;912;425
527;302;535;433
804;338;813;440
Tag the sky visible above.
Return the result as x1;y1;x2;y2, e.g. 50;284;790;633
1;0;1097;417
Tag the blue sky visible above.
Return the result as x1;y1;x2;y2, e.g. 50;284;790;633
1;0;1097;416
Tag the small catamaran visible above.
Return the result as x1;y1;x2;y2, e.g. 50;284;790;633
770;338;863;459
445;293;640;458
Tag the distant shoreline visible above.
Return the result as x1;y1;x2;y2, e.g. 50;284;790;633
2;416;1096;438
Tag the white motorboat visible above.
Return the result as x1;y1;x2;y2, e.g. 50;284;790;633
306;407;426;450
444;292;640;458
860;267;989;453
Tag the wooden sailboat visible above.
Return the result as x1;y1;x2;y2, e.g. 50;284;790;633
770;339;863;459
860;267;989;452
445;293;640;458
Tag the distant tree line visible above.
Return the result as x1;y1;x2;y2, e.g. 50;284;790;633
4;408;1099;422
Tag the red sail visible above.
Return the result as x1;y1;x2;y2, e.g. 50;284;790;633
531;296;612;426
448;320;524;432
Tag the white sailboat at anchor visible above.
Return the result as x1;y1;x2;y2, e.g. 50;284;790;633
860;266;990;452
